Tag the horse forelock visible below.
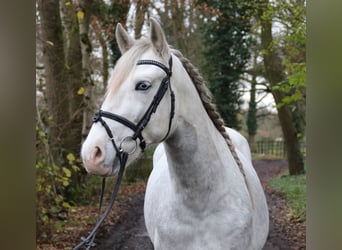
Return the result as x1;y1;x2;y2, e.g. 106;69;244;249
107;39;152;96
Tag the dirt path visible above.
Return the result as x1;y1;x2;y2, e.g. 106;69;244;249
93;159;305;250
254;160;306;250
94;193;153;250
254;159;294;250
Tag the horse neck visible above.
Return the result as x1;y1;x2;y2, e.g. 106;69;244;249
163;61;241;210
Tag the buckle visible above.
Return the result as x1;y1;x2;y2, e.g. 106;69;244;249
92;110;101;123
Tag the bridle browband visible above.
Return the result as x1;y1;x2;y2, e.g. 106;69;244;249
73;56;174;249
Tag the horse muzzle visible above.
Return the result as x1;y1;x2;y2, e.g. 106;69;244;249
81;139;118;176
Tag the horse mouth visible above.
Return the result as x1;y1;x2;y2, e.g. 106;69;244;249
84;165;112;177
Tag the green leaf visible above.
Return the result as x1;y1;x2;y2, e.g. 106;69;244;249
66;153;75;162
62;167;72;178
72;165;80;172
50;206;59;213
77;10;84;20
52;164;59;172
77;87;85;95
38;131;46;137
54;195;62;204
62;202;71;208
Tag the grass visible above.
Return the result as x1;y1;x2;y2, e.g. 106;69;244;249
269;171;306;221
251;153;284;160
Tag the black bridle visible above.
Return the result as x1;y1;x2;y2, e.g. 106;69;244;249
73;56;175;249
92;56;174;157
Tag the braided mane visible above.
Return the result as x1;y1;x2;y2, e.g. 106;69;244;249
171;49;251;199
171;50;227;141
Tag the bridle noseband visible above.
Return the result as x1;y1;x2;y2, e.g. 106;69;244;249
74;56;175;250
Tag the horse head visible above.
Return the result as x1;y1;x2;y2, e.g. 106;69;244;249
81;18;177;176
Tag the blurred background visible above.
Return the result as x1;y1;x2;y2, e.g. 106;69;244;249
35;0;306;248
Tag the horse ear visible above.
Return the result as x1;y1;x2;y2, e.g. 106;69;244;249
115;23;134;54
149;18;169;57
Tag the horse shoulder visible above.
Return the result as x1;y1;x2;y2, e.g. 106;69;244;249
224;127;269;249
224;127;252;161
145;143;172;240
152;143;165;166
146;144;255;249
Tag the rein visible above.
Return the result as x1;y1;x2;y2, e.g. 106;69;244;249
73;56;174;249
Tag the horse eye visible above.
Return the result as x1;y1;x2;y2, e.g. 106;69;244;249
135;81;151;91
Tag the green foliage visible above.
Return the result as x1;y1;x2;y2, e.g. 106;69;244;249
273;62;306;110
199;0;254;129
36;119;82;238
269;170;306;221
274;0;306;139
246;101;257;136
124;147;154;184
272;0;306;112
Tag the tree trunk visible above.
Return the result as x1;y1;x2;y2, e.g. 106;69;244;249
247;78;257;146
39;0;87;191
60;1;84;155
134;0;148;39
247;52;259;147
91;16;109;89
171;0;187;53
75;0;94;142
108;0;130;65
38;0;69;151
258;0;304;175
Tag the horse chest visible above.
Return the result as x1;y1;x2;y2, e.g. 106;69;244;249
149;201;252;250
145;175;253;250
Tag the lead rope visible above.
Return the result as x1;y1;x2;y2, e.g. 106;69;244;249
85;177;106;249
73;152;128;250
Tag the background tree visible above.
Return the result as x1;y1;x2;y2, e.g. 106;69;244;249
38;0;96;187
149;0;205;67
243;23;272;145
133;0;149;39
107;0;130;65
37;0;86;236
198;0;254;129
36;0;306;240
246;75;258;145
273;0;306;141
38;0;72;153
256;0;306;175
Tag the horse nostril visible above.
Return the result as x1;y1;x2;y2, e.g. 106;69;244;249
94;146;103;160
